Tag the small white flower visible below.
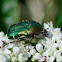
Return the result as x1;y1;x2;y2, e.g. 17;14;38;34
4;48;11;54
54;50;61;57
52;43;58;48
47;31;52;38
52;28;62;42
38;56;47;62
43;49;50;56
3;38;12;43
0;40;4;48
13;46;21;56
11;57;18;62
5;43;15;49
36;43;43;52
25;57;28;61
41;38;53;49
53;28;61;34
0;55;8;62
24;52;31;57
18;56;25;62
48;47;56;56
5;55;11;62
26;45;34;51
44;23;49;30
28;45;34;49
56;56;62;62
59;46;62;52
0;49;3;54
31;56;36;62
0;32;4;38
10;53;14;57
34;53;41;60
26;46;30;51
18;53;23;58
49;56;55;62
30;49;36;55
44;21;53;31
18;53;25;62
52;35;56;42
52;34;62;42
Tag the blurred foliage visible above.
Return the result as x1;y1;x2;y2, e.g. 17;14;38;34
42;0;62;28
0;0;62;34
0;0;7;33
42;2;54;26
54;0;62;28
0;0;20;33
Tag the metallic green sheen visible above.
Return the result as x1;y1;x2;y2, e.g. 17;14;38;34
7;20;43;39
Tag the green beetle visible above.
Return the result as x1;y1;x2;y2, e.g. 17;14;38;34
7;20;48;42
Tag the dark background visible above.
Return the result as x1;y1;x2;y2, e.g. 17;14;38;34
0;0;62;33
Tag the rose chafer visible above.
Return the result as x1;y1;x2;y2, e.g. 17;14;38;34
7;20;48;42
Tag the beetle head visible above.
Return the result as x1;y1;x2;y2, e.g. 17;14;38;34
40;29;48;38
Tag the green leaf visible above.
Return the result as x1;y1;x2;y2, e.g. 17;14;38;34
41;2;54;26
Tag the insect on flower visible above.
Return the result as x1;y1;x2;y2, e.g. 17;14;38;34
7;20;48;43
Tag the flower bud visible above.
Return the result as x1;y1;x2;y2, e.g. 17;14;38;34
13;47;21;56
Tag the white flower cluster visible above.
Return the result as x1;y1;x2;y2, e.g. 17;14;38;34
0;22;62;62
